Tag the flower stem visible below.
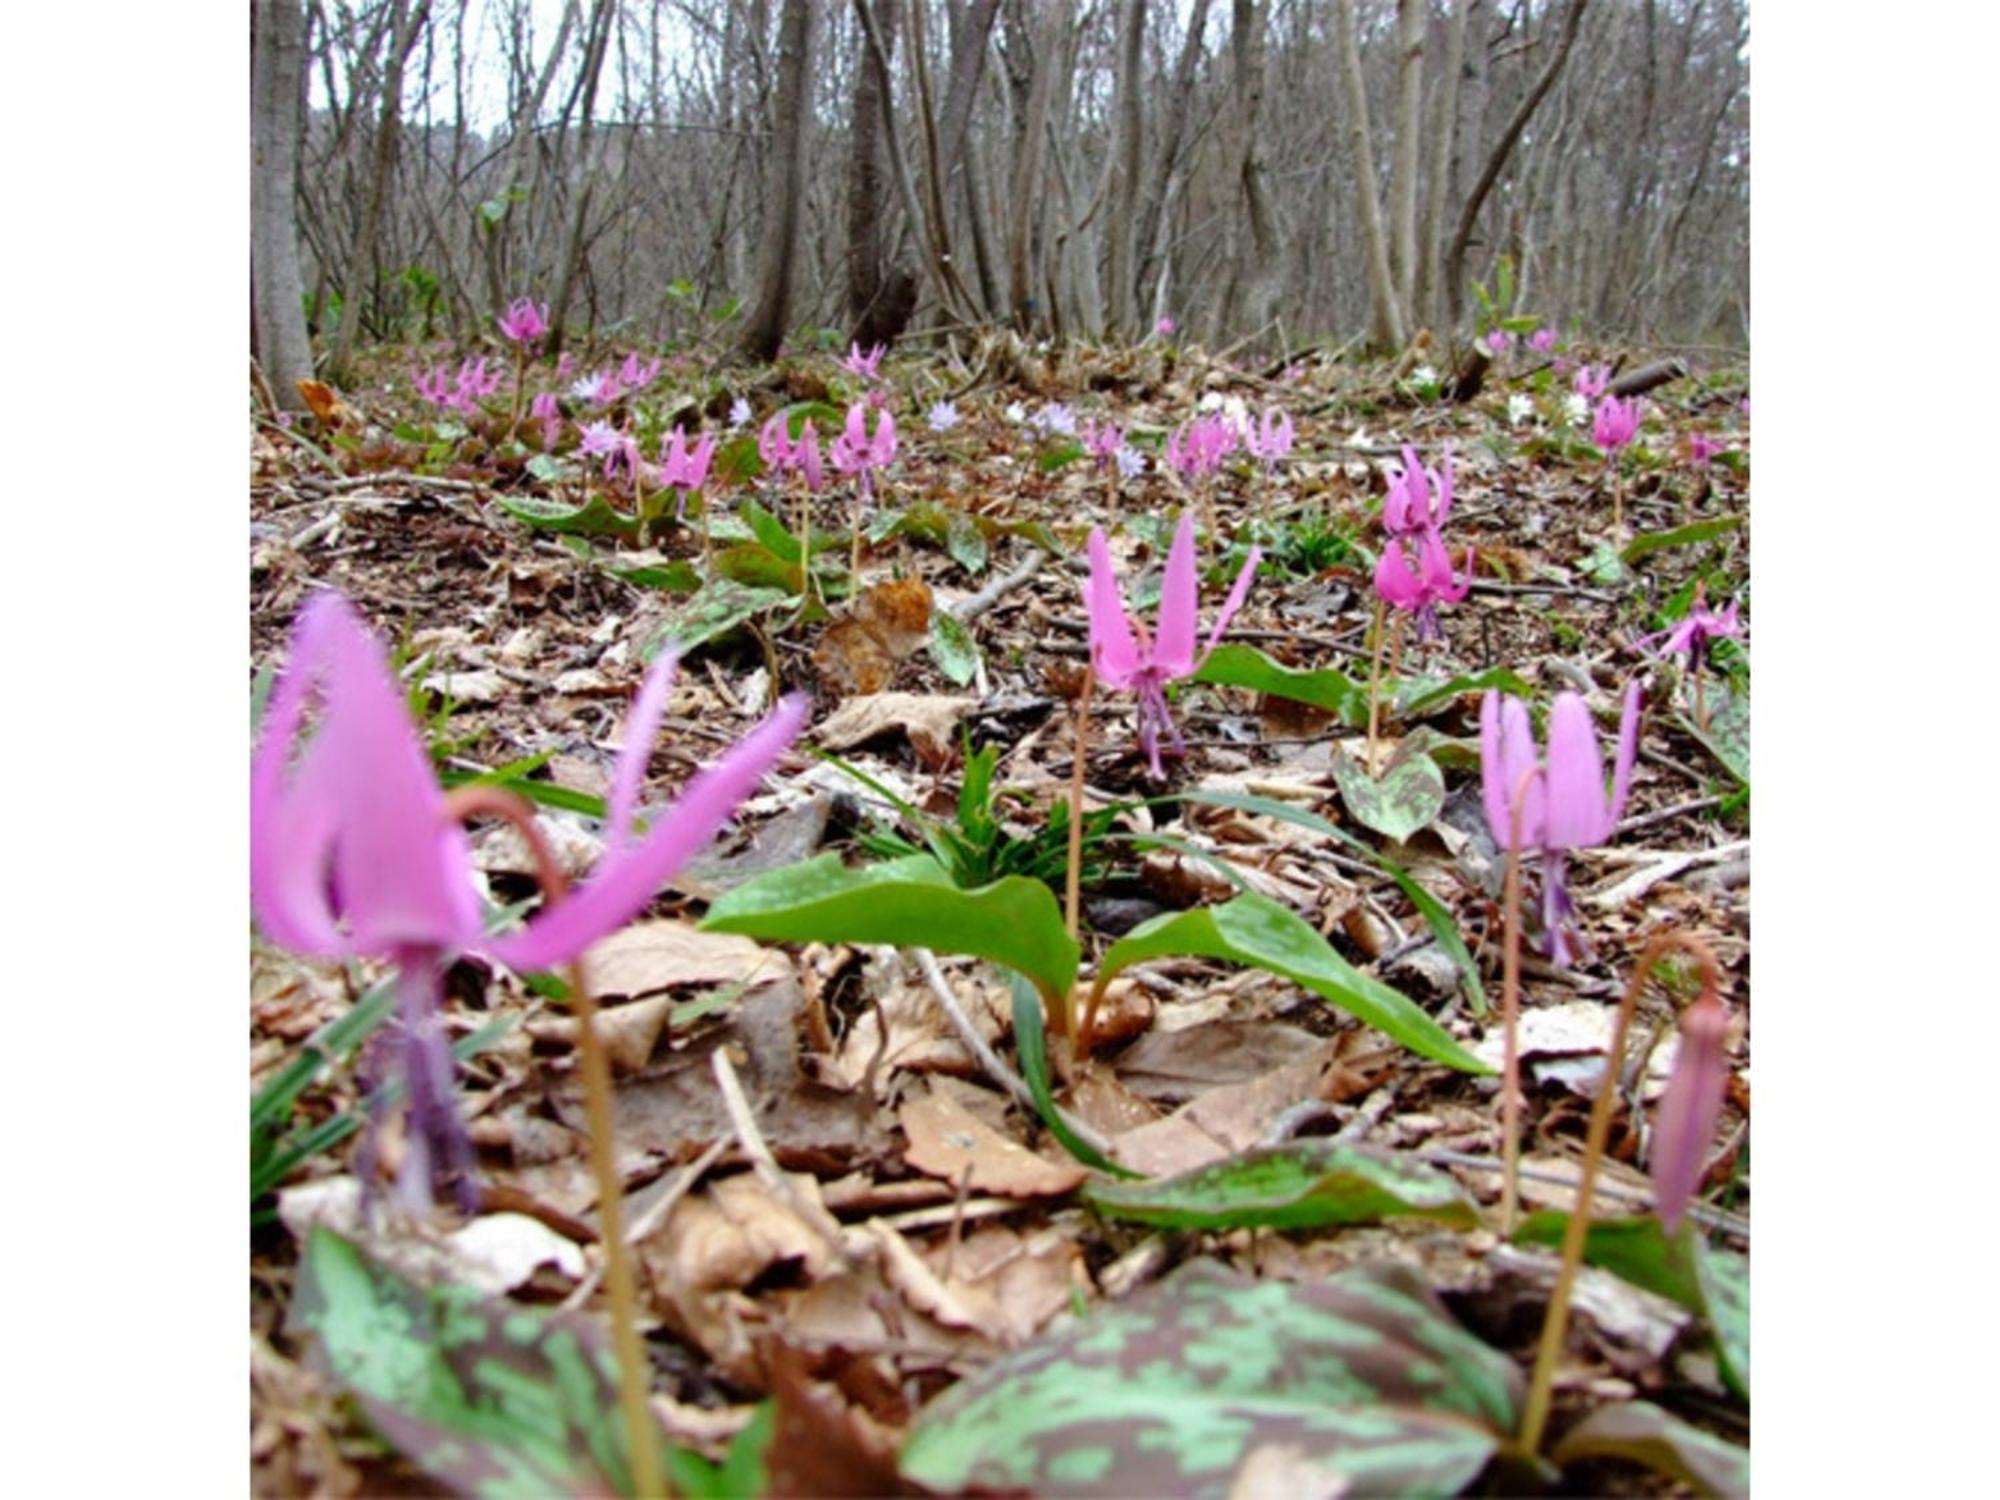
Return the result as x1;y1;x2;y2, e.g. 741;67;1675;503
1517;930;1723;1458
439;786;665;1498
1364;595;1388;775
1498;767;1539;1237
1694;664;1708;734
508;346;527;441
1067;667;1096;1052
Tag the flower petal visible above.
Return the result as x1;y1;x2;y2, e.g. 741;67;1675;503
1199;546;1261;666
489;695;810;972
1542;691;1612;847
1480;692;1544;849
250;594;352;954
607;652;678;849
1153;513;1200;676
1651;997;1730;1234
1605;679;1644;828
1085;527;1144;687
1374;538;1422;610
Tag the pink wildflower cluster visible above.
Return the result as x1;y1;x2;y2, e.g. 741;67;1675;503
1375;444;1472;642
414;356;504;417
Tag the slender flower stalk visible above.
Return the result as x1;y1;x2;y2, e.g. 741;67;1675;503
1084;514;1260;780
1519;933;1727;1457
1633;584;1742;731
1593;394;1644;534
830;400;896;580
1063;667;1096;1052
498;297;548;435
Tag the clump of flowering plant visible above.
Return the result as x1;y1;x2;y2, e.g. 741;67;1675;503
831;401;897;577
1634;583;1741;730
1593;394;1644;534
497;297;548;345
840;341;886;382
414;356;503;419
1084;513;1260;780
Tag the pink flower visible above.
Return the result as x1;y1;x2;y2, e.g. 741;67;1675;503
1687;432;1722;469
763;414;826;493
1165;414;1237;480
1085;514;1260;779
1485;329;1514;356
1156;316;1176;338
1244;407;1295;470
572;368;623;407
1650;994;1731;1234
1382;444;1454;538
660;425;719;520
530;391;562;447
578;420;642;486
1530;328;1558;353
1593;394;1643;454
618;353;662;392
251;594;807;1210
1573;364;1612;401
498;297;549;344
1634;586;1741;674
1480;683;1643;966
830;401;897;475
840;341;886;381
1375;527;1473;643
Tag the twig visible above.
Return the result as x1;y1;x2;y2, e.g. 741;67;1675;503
1615;796;1724;836
952;550;1043;624
1469;579;1621;604
912;949;1119;1159
1413;1150;1749;1239
709;1047;856;1266
291;470;492;497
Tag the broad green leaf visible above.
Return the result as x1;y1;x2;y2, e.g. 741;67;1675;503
712;542;804;593
929;611;979;686
1174;790;1485;1015
1583;542;1630;585
1191;643;1367;727
1395;666;1536;719
1097;890;1489;1073
1682;688;1748;785
293;1228;721;1499
900;1258;1522;1499
1084;1142;1479;1230
1550;1401;1748;1499
1511;1212;1703;1309
714;433;763;485
1693;1237;1749;1400
495;492;638;538
1332;745;1445;843
1008;974;1136;1177
1037;440;1086;472
605;557;702;594
1620;514;1745;564
651;579;791;657
702;853;1079;1006
523;453;573;485
741;499;801;561
945;510;987;573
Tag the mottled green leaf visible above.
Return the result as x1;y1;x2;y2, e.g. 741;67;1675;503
291;1227;652;1497
523;453;573;485
1084;1142;1479;1230
1096;890;1489;1073
1694;1238;1749;1400
1192;643;1368;727
900;1258;1521;1498
1332;744;1446;843
714;433;763;485
928;611;979;686
1620;514;1745;564
1512;1212;1704;1308
650;579;792;657
702;853;1079;1006
945;510;987;573
605;556;701;594
712;542;806;593
741;500;801;561
494;492;639;538
1395;666;1537;719
1682;688;1748;785
1551;1401;1748;1498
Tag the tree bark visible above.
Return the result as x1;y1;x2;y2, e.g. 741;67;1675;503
739;0;817;361
1388;0;1426;322
1101;0;1144;339
1332;0;1405;349
328;0;429;383
1134;0;1213;324
1444;0;1591;324
1222;0;1282;342
1419;0;1473;327
252;0;316;409
1005;2;1064;332
844;0;917;346
545;0;617;355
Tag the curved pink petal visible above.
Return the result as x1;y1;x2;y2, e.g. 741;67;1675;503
490;695;810;972
1606;679;1643;828
1481;692;1545;850
607;652;678;849
799;421;823;492
251;595;352;954
1542;691;1613;847
1434;447;1456;528
1375;538;1422;611
1651;997;1730;1234
1085;527;1143;688
1154;513;1200;677
1200;546;1261;666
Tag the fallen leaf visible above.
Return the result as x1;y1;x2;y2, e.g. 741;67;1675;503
582;920;775;999
899;1085;1087;1197
815;691;976;763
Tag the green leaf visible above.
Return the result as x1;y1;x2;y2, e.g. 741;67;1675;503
1682;688;1748;785
712;541;805;593
1097;891;1489;1073
495;492;638;538
741;499;801;561
606;557;702;594
250;981;395;1141
1331;744;1445;843
1395;666;1536;719
1037;440;1086;472
1620;514;1745;564
1085;1142;1479;1231
292;1227;684;1498
929;611;979;686
1192;642;1367;727
702;853;1079;1007
1550;1401;1748;1499
945;511;988;573
1693;1237;1749;1400
651;579;792;656
523;453;574;485
1511;1212;1704;1308
1008;974;1136;1177
900;1258;1522;1498
1173;790;1486;1015
714;433;763;485
1583;542;1630;585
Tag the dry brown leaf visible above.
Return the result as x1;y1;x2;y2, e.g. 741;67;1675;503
865;1219;983;1331
814;577;934;696
898;1086;1086;1198
581;920;775;999
815;691;975;763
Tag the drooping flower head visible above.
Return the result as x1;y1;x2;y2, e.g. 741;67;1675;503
498;297;549;345
840;341;887;381
1485;329;1515;357
831;402;896;509
1633;585;1741;676
1573;363;1612;401
1244;408;1295;470
530;391;563;448
1651;992;1732;1234
1375;527;1474;643
1529;328;1558;353
579;420;643;486
618;353;663;394
1085;514;1261;779
1081;419;1126;469
251;595;807;1211
1165;414;1238;480
659;425;719;519
572;368;624;407
1381;444;1455;538
1593;395;1643;455
1480;682;1643;966
1687;432;1722;469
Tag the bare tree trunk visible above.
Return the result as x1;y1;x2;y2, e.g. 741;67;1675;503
1222;0;1281;341
252;0;316;409
1445;0;1591;324
739;0;817;361
1388;0;1425;322
1332;0;1404;349
1134;0;1213;322
546;0;617;354
1101;0;1144;339
844;0;917;345
483;0;578;315
1419;0;1472;327
1006;2;1064;331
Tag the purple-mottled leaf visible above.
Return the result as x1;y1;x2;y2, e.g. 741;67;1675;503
1551;1401;1748;1498
1084;1142;1479;1231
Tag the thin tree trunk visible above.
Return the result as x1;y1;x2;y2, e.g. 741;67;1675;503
1101;0;1144;339
739;0;817;361
328;0;428;382
1134;0;1213;320
252;0;316;408
1445;0;1591;325
1332;0;1404;349
1388;0;1425;322
546;0;616;354
1419;0;1473;327
844;0;917;345
1006;2;1063;331
1222;0;1281;341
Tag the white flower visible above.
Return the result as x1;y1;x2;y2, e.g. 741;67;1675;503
927;400;960;432
1004;402;1027;424
1032;402;1076;437
1114;446;1146;479
1412;365;1438;387
1507;393;1535;426
1563;392;1591;426
1197;392;1225;413
728;396;753;428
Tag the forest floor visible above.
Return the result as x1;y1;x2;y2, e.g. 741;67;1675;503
250;332;1749;1498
